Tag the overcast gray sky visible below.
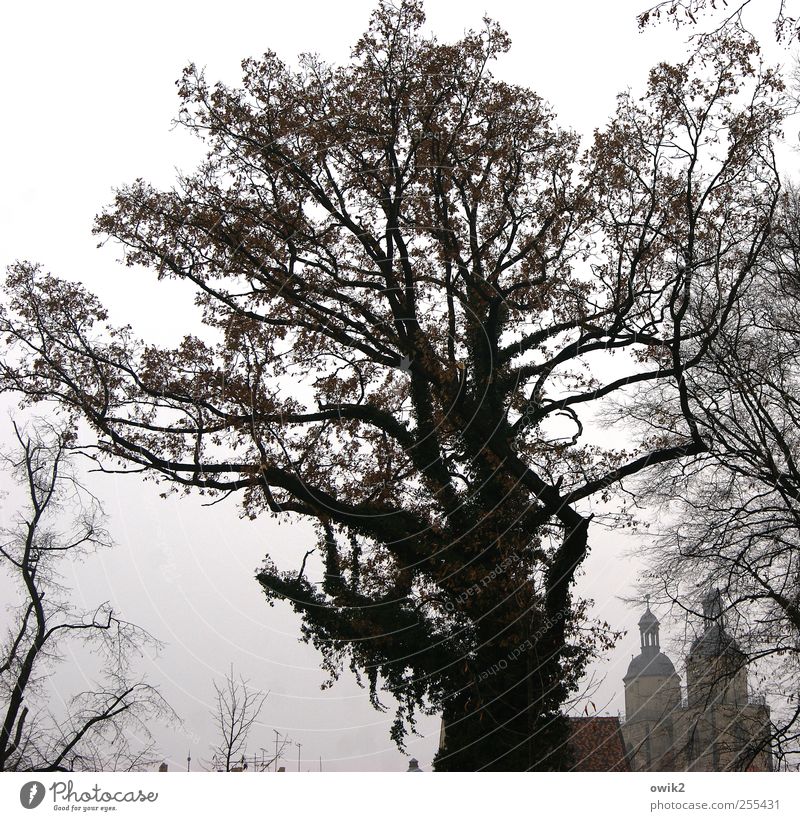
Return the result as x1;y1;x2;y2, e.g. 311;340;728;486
0;0;792;772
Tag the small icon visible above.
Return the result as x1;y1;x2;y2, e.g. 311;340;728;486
20;781;45;809
399;355;412;372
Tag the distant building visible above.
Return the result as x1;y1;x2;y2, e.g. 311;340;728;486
438;589;772;771
619;592;772;772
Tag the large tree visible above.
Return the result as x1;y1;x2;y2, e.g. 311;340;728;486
0;1;786;769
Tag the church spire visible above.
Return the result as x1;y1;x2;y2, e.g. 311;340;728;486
690;587;739;658
702;588;724;627
638;595;660;653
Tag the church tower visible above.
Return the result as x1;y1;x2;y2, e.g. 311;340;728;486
675;589;771;771
620;601;681;770
619;589;772;771
685;588;748;708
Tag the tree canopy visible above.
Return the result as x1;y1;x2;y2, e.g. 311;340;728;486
639;0;800;44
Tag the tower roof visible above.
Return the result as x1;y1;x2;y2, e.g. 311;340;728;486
689;624;741;657
624;602;678;681
638;606;659;629
624;650;677;681
702;588;724;622
690;589;742;658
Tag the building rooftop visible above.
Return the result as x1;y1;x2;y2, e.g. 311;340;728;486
567;716;631;772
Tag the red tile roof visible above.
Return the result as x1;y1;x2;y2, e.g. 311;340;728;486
567;716;631;771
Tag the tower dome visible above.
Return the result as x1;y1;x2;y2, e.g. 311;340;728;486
624;602;677;682
623;601;682;723
624;648;677;680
